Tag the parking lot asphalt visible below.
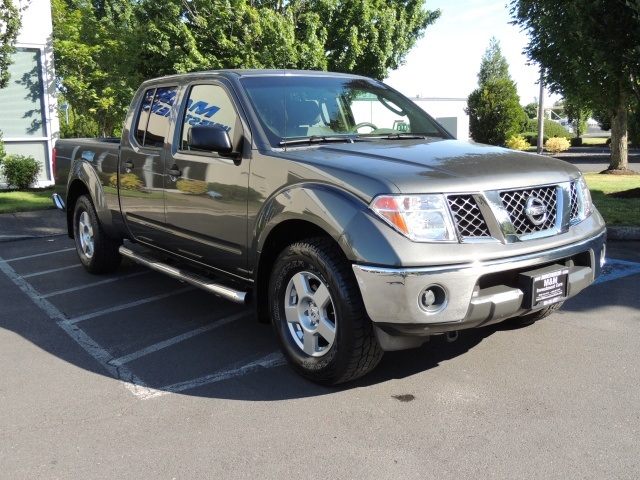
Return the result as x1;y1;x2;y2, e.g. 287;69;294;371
1;213;639;478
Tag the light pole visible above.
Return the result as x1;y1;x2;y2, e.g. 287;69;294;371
537;72;544;155
60;104;69;124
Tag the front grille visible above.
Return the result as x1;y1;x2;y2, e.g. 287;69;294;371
500;186;557;235
570;181;580;220
447;195;491;239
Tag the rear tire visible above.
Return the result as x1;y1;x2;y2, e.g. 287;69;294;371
73;195;122;273
269;238;383;385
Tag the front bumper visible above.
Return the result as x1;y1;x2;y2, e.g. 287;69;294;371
352;229;606;341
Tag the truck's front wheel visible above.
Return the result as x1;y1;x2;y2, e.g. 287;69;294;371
269;238;383;385
506;301;565;327
73;195;122;273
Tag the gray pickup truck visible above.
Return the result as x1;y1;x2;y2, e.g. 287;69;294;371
53;69;606;385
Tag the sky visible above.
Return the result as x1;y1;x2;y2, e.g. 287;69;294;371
385;0;561;106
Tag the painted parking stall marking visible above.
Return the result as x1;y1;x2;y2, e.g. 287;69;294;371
594;259;640;285
42;270;150;298
0;241;285;400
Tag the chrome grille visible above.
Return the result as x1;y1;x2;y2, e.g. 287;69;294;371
447;195;491;239
570;181;579;220
500;186;557;235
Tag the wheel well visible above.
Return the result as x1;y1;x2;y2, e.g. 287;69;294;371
255;220;346;324
66;180;90;238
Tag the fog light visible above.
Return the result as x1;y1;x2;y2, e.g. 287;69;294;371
419;285;447;314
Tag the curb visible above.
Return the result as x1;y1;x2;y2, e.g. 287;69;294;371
607;226;640;241
0;209;67;243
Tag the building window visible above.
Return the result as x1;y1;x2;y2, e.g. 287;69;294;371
0;47;50;183
0;48;46;137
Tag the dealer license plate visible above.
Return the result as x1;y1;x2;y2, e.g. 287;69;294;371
519;265;571;309
530;267;569;307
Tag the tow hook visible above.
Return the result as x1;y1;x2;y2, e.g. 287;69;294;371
445;331;459;343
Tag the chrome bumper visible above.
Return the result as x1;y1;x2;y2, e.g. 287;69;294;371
352;230;606;335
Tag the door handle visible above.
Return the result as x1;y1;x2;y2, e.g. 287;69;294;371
123;160;134;172
166;166;182;177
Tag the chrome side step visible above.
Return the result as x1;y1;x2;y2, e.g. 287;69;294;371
119;246;248;304
52;193;66;210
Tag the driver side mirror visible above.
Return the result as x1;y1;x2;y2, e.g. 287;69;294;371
187;124;240;158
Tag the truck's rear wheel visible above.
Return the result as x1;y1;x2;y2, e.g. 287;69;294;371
269;238;383;385
73;195;122;273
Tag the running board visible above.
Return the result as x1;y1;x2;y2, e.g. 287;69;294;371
119;246;248;305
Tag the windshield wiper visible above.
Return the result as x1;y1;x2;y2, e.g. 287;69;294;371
380;133;427;140
279;135;356;146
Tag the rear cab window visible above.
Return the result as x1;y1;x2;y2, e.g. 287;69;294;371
134;86;178;148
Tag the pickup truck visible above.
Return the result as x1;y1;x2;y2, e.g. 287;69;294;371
53;69;607;385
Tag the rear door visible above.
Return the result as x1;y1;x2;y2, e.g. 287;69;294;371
119;84;178;244
163;81;251;277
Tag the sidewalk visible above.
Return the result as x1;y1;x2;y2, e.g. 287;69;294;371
0;209;67;242
0;208;637;242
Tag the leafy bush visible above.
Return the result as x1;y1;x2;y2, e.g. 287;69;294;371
520;131;547;145
506;134;531;151
523;119;571;140
570;137;583;147
0;132;6;163
0;154;41;189
628;106;640;148
109;172;142;190
545;137;571;153
177;180;208;195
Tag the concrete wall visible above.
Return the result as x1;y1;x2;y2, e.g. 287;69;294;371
0;0;58;188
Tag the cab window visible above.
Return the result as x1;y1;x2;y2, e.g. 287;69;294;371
134;86;178;147
180;84;240;151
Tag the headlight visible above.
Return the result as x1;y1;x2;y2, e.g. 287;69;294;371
577;174;594;220
370;194;457;242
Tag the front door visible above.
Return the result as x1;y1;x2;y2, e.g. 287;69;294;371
163;82;250;277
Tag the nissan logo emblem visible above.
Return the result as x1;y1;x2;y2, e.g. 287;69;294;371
525;196;548;225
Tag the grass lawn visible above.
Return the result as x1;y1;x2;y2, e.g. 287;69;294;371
585;173;640;226
580;136;609;146
0;189;55;214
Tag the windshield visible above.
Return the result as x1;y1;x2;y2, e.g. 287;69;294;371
240;75;448;147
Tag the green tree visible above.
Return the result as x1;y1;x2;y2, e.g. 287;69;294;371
628;102;640;147
510;0;640;171
0;0;21;89
524;102;538;119
466;38;525;145
593;110;612;132
564;98;591;139
316;0;440;80
136;0;439;80
52;0;140;137
52;0;439;137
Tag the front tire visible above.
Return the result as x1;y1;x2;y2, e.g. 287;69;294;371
269;238;383;385
506;301;565;327
73;195;122;273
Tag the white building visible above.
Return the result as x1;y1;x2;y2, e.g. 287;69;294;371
411;97;470;141
0;0;58;188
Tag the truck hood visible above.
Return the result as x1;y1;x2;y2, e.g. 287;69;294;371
282;139;580;195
